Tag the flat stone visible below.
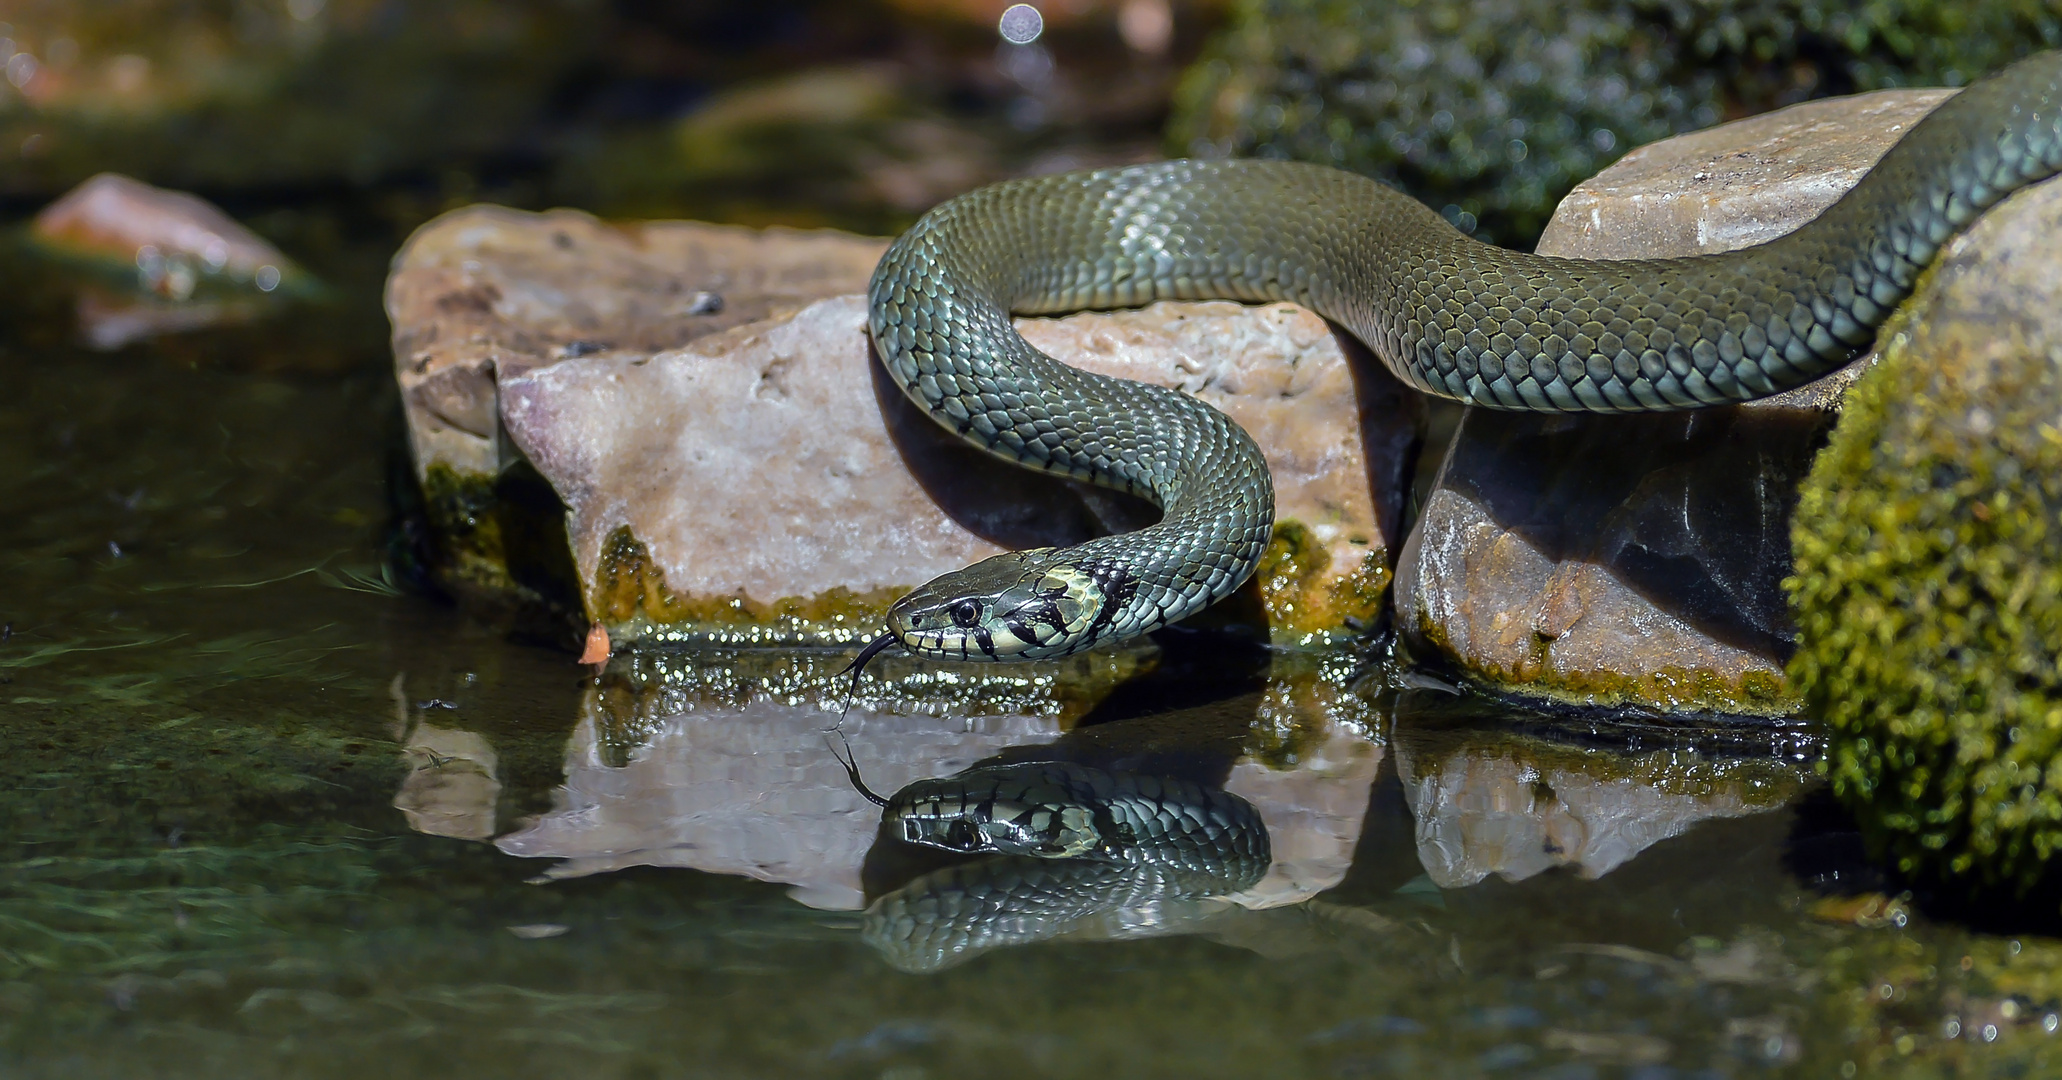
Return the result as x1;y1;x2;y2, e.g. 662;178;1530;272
1538;89;1957;259
391;204;1419;647
389;204;889;483
1396;88;1959;717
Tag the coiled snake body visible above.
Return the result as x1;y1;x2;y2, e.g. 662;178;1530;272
860;50;2062;662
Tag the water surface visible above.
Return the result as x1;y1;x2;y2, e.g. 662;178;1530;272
1;125;2058;1078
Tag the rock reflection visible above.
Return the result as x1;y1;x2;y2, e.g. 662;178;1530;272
495;653;1068;910
394;723;501;842
491;649;1384;965
421;643;1820;967
388;675;503;842
1391;713;1811;888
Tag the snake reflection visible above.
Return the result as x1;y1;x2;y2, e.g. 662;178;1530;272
846;759;1272;972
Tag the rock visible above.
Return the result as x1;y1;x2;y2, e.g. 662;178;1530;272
1536;90;1957;262
1391;723;1809;888
1394;89;1957;717
31;173;307;292
390;205;1419;648
28;173;311;349
493;652;1382;921
1168;0;2054;244
1790;174;2062;895
387;205;889;622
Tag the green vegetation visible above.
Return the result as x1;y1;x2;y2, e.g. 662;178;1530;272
1171;0;2062;244
1789;309;2062;894
0;0;600;198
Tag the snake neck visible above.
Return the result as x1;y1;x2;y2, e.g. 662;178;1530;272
870;215;1277;653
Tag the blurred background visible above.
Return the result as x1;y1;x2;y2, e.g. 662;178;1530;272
6;0;2058;277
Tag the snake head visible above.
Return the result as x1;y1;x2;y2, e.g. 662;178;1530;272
889;774;1102;858
886;548;1118;661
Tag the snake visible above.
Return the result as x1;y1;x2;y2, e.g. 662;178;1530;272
840;759;1272;972
850;49;2062;666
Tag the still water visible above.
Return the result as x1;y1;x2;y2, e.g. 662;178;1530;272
3;241;2060;1078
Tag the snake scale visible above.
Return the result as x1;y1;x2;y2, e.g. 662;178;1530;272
846;761;1272;972
855;49;2062;664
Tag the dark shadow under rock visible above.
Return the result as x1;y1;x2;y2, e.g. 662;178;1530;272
1396;404;1836;716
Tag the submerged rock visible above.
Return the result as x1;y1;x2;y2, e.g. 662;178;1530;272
1394;89;1955;717
1790;175;2062;895
389;205;1420;648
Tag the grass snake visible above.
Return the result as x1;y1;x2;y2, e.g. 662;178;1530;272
862;50;2062;662
844;760;1271;972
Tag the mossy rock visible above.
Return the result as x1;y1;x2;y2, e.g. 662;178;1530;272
1170;0;2061;244
1787;178;2062;895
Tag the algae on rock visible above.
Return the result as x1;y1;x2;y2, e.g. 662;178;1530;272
1787;178;2062;895
1171;0;2061;244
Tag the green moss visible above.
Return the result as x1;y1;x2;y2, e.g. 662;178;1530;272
1252;519;1390;648
1788;311;2062;893
414;463;583;642
1242;651;1383;767
1399;724;1810;804
1408;603;1798;717
594;521;1388;651
419;465;510;592
1171;0;2062;245
592;525;910;648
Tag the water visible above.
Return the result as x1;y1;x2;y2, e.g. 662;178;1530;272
3;10;2061;1075
5;285;2061;1077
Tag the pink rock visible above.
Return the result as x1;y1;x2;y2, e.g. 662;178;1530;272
390;204;1420;647
30;172;310;350
31;172;301;295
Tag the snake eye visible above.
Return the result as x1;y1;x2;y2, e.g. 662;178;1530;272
949;599;982;627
